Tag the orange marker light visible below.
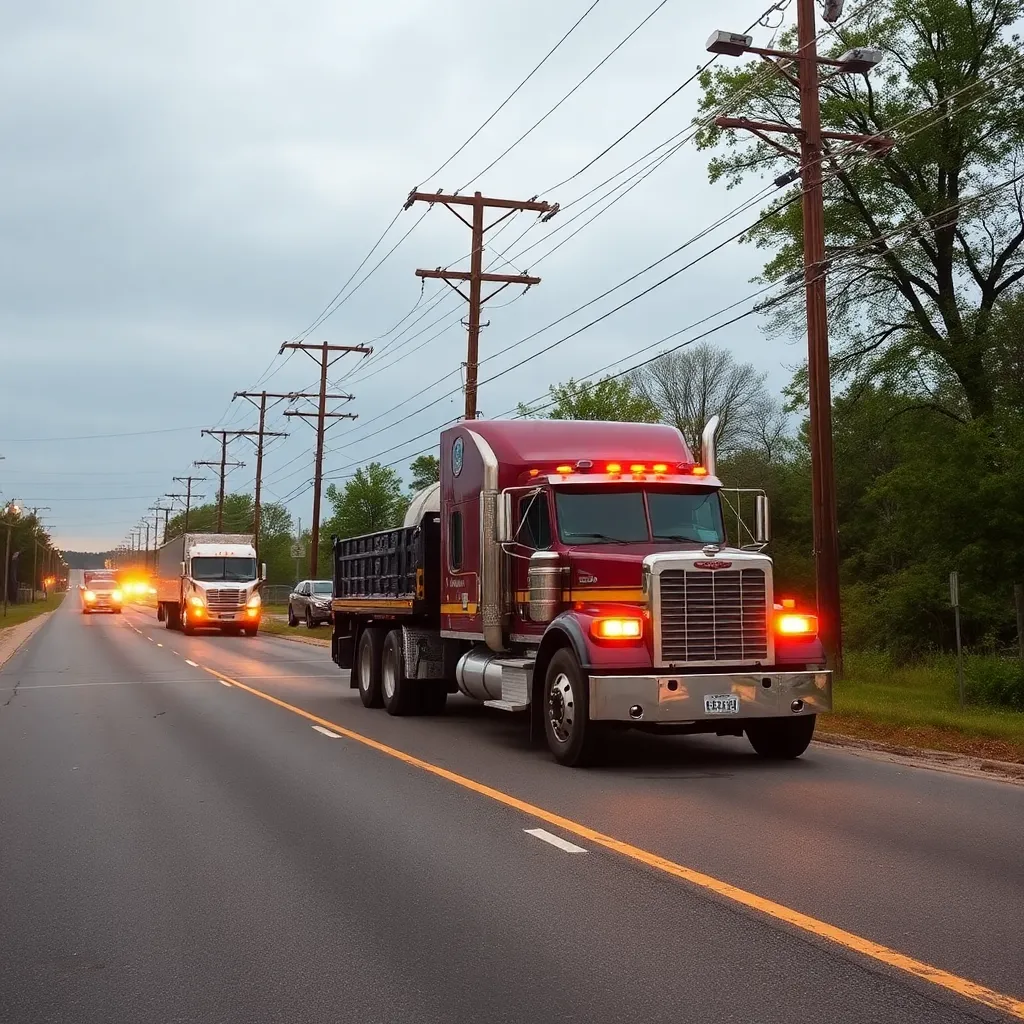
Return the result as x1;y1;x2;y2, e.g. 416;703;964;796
781;598;796;609
529;469;540;477
692;465;709;477
775;612;818;636
591;617;643;641
630;464;646;474
606;462;621;474
555;465;572;475
652;463;668;473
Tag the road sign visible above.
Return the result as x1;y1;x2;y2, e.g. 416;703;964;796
291;541;306;559
949;571;960;607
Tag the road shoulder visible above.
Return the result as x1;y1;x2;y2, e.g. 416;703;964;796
0;612;54;673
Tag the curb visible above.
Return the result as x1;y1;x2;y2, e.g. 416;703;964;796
815;730;1024;784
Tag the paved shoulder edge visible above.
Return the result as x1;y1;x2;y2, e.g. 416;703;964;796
0;611;55;673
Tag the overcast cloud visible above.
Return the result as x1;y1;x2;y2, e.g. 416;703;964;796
0;0;802;550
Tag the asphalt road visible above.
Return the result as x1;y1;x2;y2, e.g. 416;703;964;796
2;595;1023;1024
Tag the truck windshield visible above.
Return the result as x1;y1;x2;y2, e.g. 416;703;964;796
555;488;725;545
190;557;257;582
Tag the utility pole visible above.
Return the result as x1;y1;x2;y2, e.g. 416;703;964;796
149;505;173;553
197;431;246;532
404;189;557;420
231;390;290;557
707;3;890;676
142;520;151;571
172;476;206;533
25;507;50;601
2;501;20;617
278;342;371;577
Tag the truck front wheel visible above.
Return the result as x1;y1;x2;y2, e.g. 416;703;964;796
355;628;385;708
745;715;816;759
543;649;601;767
381;629;418;716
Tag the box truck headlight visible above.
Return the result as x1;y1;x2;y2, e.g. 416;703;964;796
188;595;205;609
112;590;123;603
246;593;262;608
84;590;97;603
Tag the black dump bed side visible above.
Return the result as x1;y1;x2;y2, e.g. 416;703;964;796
332;514;440;615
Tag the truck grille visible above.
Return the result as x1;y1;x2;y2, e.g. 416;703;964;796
658;568;768;664
205;588;244;611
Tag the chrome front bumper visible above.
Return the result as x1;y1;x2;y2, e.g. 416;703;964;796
589;671;831;723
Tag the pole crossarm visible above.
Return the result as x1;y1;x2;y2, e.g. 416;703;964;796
405;189;558;420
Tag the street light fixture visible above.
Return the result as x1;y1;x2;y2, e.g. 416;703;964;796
706;30;754;56
836;48;884;74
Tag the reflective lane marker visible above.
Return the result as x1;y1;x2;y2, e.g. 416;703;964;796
219;680;232;688
185;660;198;667
312;725;341;739
156;643;163;648
525;828;587;854
147;636;154;641
187;663;1024;1021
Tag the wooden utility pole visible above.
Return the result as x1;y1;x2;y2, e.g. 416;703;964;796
197;430;248;532
709;1;891;676
171;476;206;534
278;342;370;577
232;390;291;557
404;190;557;420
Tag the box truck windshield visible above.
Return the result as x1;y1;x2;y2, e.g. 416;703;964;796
554;488;725;545
190;557;257;582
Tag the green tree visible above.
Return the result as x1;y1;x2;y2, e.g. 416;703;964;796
517;375;660;422
408;454;440;492
695;0;1024;420
324;463;409;541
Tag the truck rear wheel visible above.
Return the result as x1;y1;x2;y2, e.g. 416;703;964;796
381;629;418;716
165;604;181;631
355;628;385;708
745;715;816;759
543;648;601;767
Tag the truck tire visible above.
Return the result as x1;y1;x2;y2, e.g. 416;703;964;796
355;628;385;709
745;715;816;759
181;608;196;636
419;682;448;716
288;604;298;627
381;629;418;716
543;648;601;767
165;604;181;631
243;626;258;637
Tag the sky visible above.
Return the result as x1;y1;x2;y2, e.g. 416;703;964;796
0;0;811;551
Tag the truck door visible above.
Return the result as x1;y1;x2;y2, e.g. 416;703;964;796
440;431;483;637
512;489;553;632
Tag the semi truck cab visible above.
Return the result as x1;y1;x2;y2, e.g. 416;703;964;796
332;418;831;766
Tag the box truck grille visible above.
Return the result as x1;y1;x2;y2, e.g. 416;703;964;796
205;588;244;611
658;569;768;663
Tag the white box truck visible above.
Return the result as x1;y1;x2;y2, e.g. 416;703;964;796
156;533;264;636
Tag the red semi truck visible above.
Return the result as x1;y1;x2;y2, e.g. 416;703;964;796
330;418;831;766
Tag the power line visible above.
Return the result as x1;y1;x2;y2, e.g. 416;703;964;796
417;0;606;187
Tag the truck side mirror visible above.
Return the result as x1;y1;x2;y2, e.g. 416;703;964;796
180;561;187;576
754;494;771;545
260;563;267;581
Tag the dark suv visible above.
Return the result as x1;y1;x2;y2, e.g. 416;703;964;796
288;580;333;628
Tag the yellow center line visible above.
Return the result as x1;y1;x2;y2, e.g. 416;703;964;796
196;661;1022;1020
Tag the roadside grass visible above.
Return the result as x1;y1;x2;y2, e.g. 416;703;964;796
0;592;65;630
259;616;331;643
826;651;1024;763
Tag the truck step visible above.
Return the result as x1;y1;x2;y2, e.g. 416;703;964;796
484;699;530;713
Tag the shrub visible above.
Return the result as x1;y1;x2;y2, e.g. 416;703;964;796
963;656;1024;711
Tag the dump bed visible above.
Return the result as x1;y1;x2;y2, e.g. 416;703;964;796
332;515;441;621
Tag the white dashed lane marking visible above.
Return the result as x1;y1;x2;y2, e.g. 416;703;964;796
312;725;341;739
524;828;588;854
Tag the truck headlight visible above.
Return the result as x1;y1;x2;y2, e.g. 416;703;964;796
246;593;262;608
188;594;205;608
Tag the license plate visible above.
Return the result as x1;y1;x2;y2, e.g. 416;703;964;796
704;693;740;715
219;613;235;620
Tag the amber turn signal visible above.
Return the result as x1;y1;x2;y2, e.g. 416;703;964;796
775;612;818;636
591;617;644;641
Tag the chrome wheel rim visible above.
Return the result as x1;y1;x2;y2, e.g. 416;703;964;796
382;648;397;701
548;672;575;744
